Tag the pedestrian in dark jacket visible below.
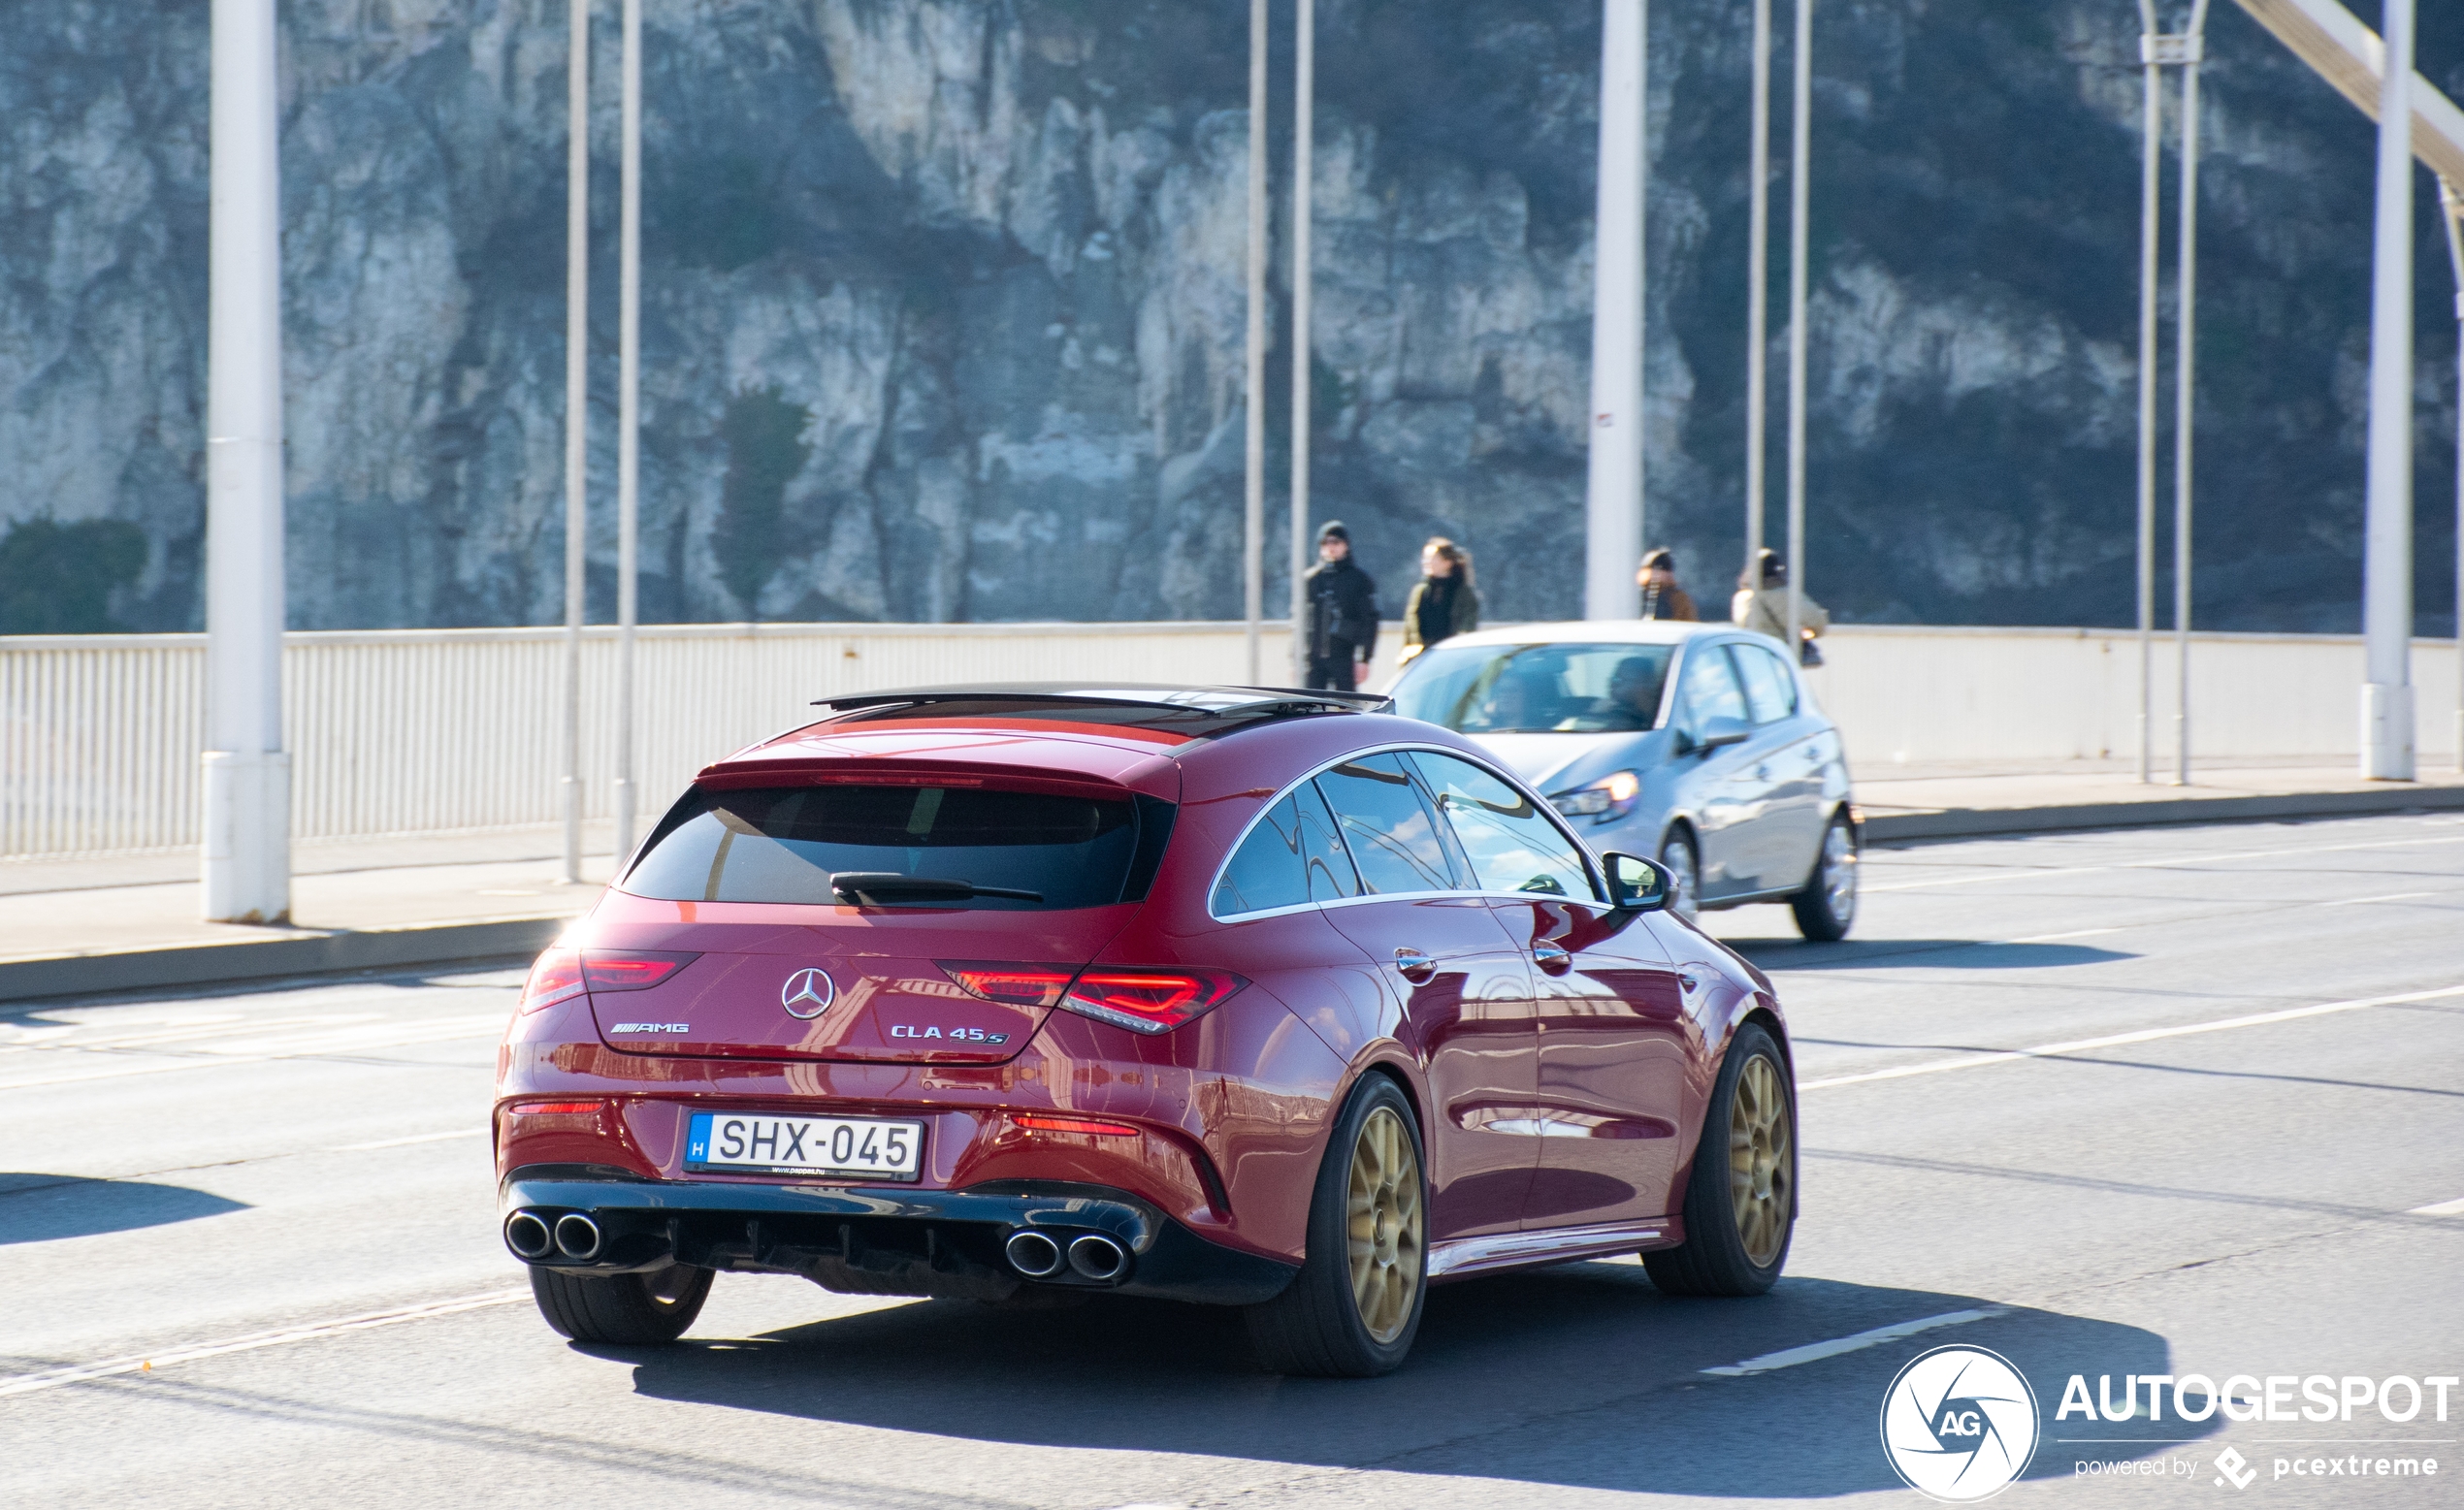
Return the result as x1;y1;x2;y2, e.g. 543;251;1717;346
1399;536;1479;665
1636;547;1699;622
1304;521;1378;692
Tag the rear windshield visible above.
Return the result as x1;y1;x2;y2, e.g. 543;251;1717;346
623;785;1152;910
1390;642;1676;733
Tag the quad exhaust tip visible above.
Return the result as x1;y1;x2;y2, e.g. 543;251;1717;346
1067;1233;1126;1282
1004;1229;1063;1277
503;1210;554;1260
552;1212;602;1262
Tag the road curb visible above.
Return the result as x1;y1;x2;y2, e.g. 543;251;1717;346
0;915;575;1005
1862;782;2464;843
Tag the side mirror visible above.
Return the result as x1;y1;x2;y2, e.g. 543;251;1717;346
1696;715;1752;753
1602;852;1672;913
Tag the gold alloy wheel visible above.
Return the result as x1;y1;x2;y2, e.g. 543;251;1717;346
1729;1053;1794;1267
1346;1106;1425;1343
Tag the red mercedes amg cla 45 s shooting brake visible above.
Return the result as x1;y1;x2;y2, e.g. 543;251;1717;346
496;684;1798;1376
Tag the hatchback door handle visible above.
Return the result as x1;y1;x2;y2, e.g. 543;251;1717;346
1393;948;1436;982
1531;943;1572;975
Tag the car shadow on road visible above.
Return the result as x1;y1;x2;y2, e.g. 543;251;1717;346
0;1173;249;1244
1726;938;2136;971
623;1266;2208;1497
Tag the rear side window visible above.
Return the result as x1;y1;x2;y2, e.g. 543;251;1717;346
1409;752;1599;901
1313;755;1459;894
624;785;1142;910
1211;785;1359;916
1730;643;1799;723
1677;643;1751;727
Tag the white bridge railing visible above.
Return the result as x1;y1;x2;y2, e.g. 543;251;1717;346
2;621;2456;861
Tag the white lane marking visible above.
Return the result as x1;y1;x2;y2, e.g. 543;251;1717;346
1702;1308;2005;1376
2007;927;2125;943
2321;891;2438;907
0;1018;511;1090
0;1290;529;1398
330;1128;487;1152
1800;982;2464;1092
2410;1197;2464;1217
1864;833;2464;894
0;1013;384;1054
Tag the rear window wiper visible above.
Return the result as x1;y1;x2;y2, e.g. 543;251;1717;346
828;872;1045;906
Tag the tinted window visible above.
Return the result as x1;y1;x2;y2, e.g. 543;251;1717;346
1211;785;1360;916
1677;643;1750;728
624;785;1138;910
1390;642;1675;733
1409;752;1599;901
1313;754;1460;894
1731;643;1798;723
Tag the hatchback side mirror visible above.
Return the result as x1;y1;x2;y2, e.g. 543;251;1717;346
1602;852;1672;913
1695;715;1752;753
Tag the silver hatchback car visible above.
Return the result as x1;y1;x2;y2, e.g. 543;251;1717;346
1385;620;1860;940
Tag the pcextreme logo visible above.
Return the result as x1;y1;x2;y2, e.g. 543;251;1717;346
1880;1345;2042;1502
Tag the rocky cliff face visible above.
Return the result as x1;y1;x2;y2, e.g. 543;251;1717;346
1;0;2458;634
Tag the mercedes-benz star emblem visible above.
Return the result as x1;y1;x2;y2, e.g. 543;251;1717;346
780;966;836;1019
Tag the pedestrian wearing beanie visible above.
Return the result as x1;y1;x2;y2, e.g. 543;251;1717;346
1732;548;1829;662
1399;537;1479;666
1636;547;1699;622
1304;522;1379;692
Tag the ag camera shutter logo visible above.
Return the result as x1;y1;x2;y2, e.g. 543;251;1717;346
1880;1345;2041;1501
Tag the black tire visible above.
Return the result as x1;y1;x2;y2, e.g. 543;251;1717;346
1788;812;1858;942
530;1263;713;1345
1658;828;1702;922
1245;1075;1428;1377
1645;1021;1796;1297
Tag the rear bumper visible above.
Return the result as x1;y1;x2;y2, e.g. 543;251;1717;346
500;1168;1296;1307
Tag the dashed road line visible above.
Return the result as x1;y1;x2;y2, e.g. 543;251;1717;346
0;1291;528;1399
1799;982;2464;1092
1701;1308;2004;1376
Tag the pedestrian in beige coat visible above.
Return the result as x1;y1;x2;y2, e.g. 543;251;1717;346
1732;548;1828;662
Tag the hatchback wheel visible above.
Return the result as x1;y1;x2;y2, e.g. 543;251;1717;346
1644;1021;1795;1297
530;1262;713;1345
1788;813;1858;942
1657;830;1701;921
1246;1076;1427;1377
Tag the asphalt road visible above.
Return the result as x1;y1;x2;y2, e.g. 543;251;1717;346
4;812;2461;1509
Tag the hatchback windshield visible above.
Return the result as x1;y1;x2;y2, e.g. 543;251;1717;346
623;784;1142;909
1392;643;1677;733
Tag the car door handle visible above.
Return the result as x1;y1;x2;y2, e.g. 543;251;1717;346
1531;943;1572;975
1393;948;1437;982
1755;765;1771;781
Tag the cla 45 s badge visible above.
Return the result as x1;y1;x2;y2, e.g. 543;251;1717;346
889;1024;1009;1043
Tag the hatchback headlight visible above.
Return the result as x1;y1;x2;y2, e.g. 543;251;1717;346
1550;769;1641;822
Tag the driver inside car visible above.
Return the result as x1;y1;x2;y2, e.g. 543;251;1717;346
1566;655;1666;731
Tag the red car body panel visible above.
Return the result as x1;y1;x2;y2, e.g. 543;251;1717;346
494;699;1788;1291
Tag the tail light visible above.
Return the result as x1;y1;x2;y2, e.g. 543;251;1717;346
941;962;1076;1007
582;950;698;991
507;1099;603;1115
1013;1113;1140;1137
519;948;697;1014
519;948;586;1014
941;961;1247;1035
1059;969;1247;1036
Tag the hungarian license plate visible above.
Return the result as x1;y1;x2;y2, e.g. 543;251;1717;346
686;1111;924;1180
